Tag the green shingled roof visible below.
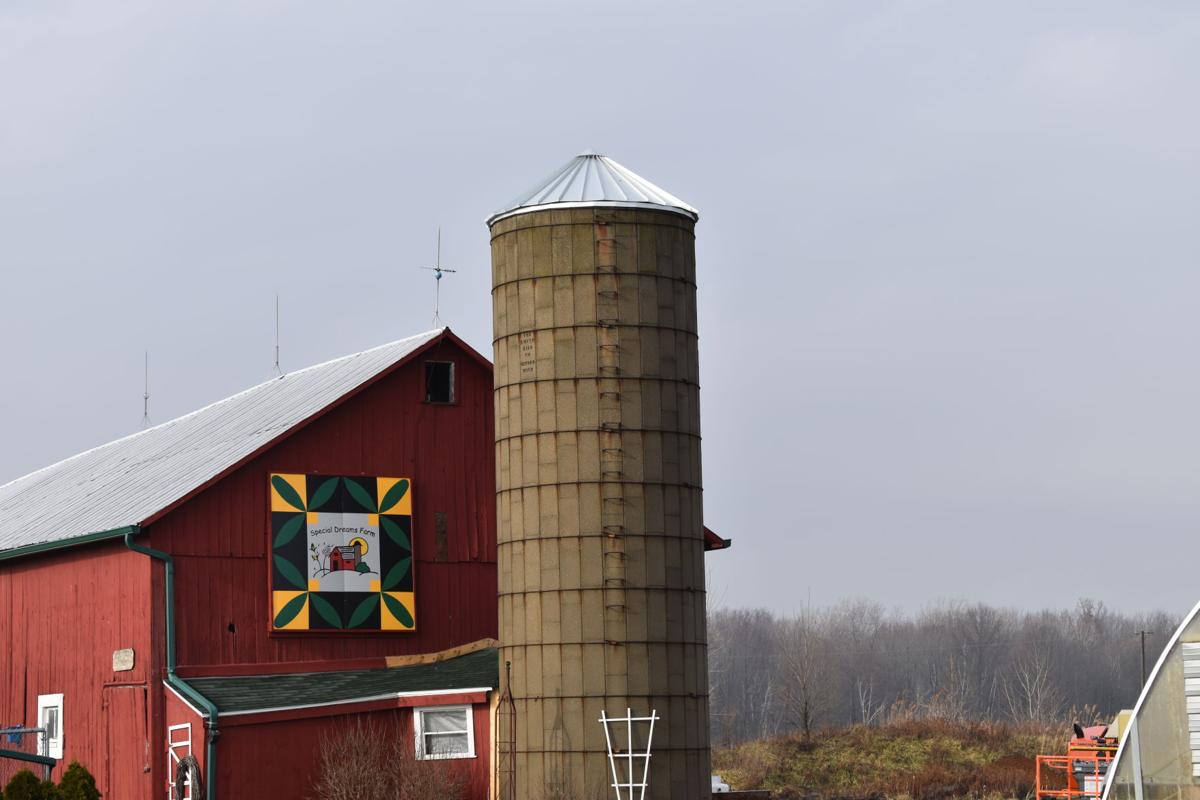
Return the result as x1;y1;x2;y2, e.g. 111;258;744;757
189;648;498;714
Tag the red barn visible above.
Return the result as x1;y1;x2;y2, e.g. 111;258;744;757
0;328;499;799
327;543;363;572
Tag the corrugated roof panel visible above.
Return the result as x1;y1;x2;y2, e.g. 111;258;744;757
486;153;699;225
0;329;444;556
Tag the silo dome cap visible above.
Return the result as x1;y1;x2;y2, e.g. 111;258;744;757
487;152;699;226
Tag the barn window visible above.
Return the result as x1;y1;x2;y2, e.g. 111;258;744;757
424;361;455;404
414;705;474;760
37;693;63;759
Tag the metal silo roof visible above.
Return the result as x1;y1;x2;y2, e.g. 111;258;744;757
486;152;699;226
0;328;449;559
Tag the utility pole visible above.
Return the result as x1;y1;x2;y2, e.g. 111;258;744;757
1139;630;1156;687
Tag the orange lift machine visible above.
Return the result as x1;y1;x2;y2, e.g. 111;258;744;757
1036;717;1128;800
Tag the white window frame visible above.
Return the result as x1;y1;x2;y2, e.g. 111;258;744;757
414;704;475;760
36;693;63;759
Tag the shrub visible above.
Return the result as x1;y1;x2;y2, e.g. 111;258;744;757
310;718;467;800
908;764;966;800
57;763;100;800
714;718;1058;800
973;755;1037;799
2;772;62;800
3;772;41;800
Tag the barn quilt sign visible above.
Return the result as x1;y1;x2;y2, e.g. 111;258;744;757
270;473;415;632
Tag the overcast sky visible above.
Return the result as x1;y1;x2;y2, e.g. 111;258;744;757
2;1;1198;615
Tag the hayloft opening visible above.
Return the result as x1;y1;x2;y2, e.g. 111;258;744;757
425;361;455;404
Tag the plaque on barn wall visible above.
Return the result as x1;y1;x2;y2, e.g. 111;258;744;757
269;474;415;632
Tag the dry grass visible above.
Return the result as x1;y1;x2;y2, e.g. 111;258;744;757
712;718;1064;800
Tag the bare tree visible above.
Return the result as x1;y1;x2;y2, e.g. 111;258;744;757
924;654;973;721
856;678;886;726
311;717;467;800
776;612;834;737
709;608;783;743
707;598;1179;745
1004;650;1064;723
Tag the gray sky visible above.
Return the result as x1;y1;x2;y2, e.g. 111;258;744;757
3;1;1198;615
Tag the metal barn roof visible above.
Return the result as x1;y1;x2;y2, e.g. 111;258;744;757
486;152;699;226
0;329;446;559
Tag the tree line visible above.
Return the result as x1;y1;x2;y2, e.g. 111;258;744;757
708;599;1176;745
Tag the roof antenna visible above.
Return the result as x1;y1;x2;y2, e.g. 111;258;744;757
142;350;150;428
421;227;457;327
273;294;283;377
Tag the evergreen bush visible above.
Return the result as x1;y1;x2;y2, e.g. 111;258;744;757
57;763;100;800
3;771;41;800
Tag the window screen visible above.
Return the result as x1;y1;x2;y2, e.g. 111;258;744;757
416;706;473;759
43;707;58;740
425;362;455;404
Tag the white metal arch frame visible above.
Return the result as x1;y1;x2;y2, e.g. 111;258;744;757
1102;598;1200;800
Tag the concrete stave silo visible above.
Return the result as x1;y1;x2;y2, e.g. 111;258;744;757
490;154;710;800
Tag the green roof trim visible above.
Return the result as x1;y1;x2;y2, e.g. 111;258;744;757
189;647;499;714
0;525;139;562
0;747;56;768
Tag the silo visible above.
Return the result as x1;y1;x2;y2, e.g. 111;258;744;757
489;153;710;800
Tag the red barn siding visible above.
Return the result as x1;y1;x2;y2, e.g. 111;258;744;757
0;542;152;786
217;702;491;800
149;338;497;669
162;687;205;798
102;683;149;796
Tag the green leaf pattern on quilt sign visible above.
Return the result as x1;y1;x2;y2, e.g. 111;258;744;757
307;476;340;511
271;475;306;511
344;478;377;513
273;514;305;549
273;593;308;628
383;592;415;628
273;554;306;589
382;557;412;591
381;516;411;550
308;593;343;628
379;479;410;513
348;594;381;629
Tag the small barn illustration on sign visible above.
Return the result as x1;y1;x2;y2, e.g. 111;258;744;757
328;543;362;572
270;473;415;632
